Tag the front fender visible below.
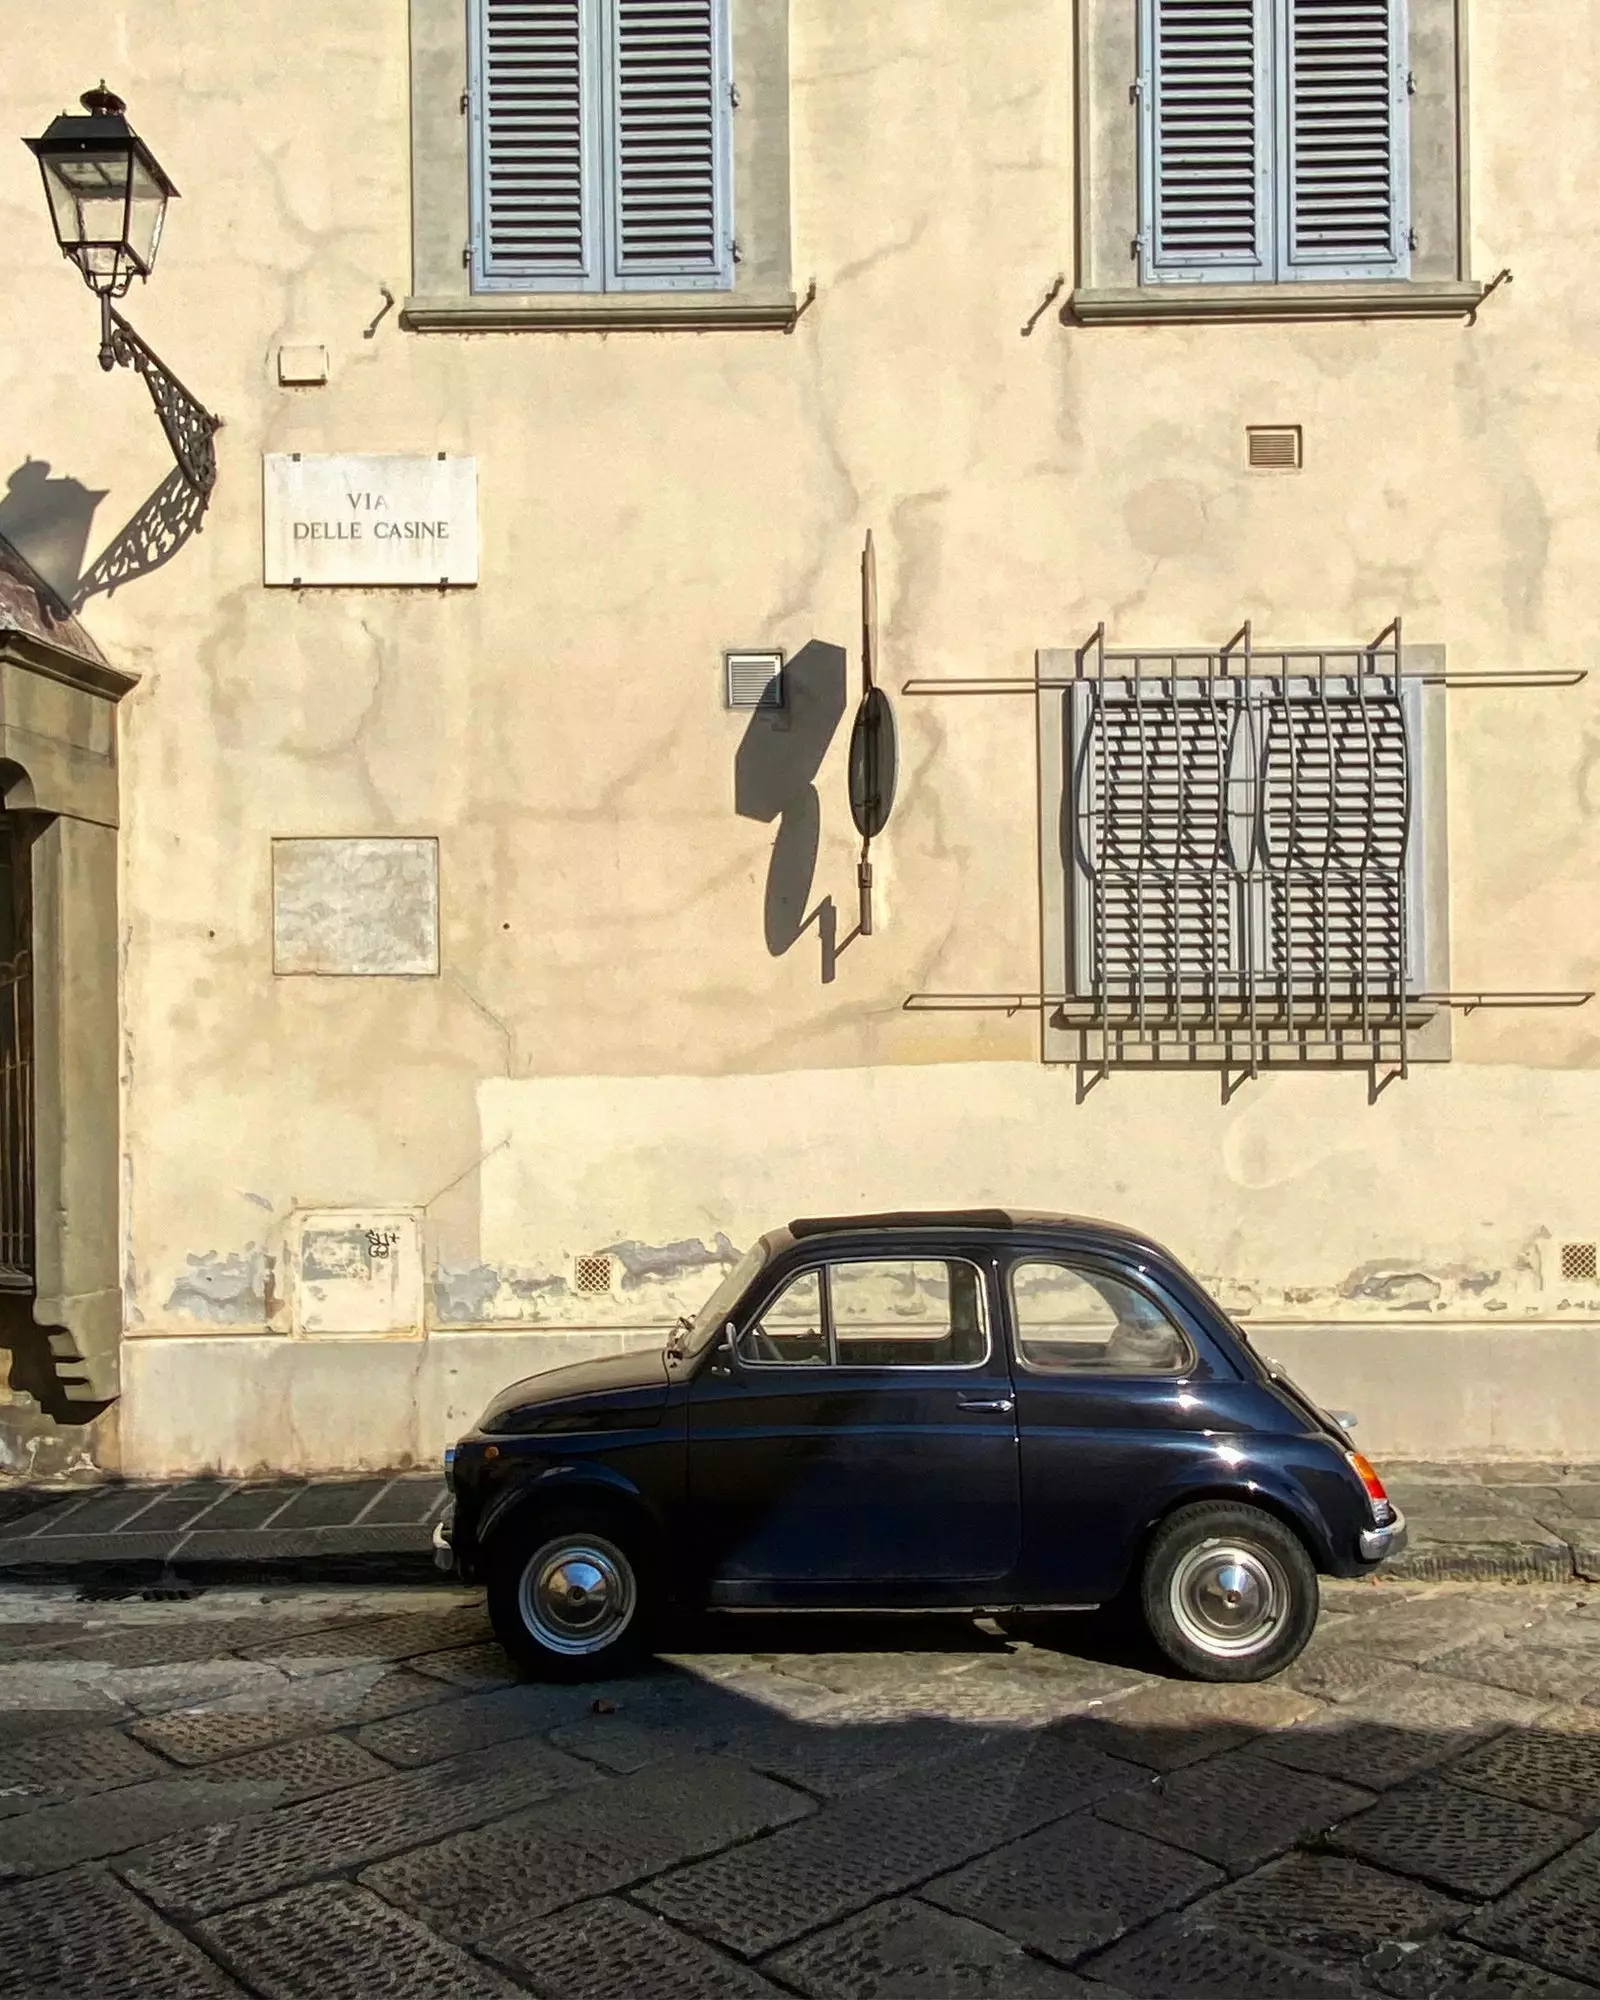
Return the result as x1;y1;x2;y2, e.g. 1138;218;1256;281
477;1459;665;1555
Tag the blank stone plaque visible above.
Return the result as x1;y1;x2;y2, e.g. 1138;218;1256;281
272;838;439;976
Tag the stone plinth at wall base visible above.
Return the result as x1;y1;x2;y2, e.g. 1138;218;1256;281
119;1331;663;1479
117;1321;1600;1478
1256;1323;1600;1462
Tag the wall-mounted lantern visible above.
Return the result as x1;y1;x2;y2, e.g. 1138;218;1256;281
25;85;220;499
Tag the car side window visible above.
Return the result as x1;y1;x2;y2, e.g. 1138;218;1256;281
735;1259;989;1369
1010;1261;1191;1375
830;1260;987;1369
736;1269;827;1367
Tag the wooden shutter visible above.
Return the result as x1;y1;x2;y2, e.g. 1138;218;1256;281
605;0;732;290
470;0;601;291
1141;0;1272;282
1281;0;1409;278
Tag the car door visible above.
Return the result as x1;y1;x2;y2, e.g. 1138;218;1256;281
688;1249;1021;1599
1007;1253;1227;1602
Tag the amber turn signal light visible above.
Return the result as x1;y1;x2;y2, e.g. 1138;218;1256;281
1346;1449;1387;1504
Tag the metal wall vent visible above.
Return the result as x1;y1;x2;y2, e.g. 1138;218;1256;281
1248;425;1303;471
1561;1242;1597;1283
725;650;785;710
573;1254;614;1296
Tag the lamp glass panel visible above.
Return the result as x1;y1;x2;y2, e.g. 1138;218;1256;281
125;150;168;272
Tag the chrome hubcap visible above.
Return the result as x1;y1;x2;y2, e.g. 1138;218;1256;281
1168;1540;1289;1658
518;1534;636;1657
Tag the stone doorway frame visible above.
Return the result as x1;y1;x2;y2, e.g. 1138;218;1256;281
0;560;135;1405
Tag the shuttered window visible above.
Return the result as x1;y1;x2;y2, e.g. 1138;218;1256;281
470;0;732;293
1139;0;1409;284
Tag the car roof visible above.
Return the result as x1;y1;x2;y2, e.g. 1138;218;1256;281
784;1209;1174;1260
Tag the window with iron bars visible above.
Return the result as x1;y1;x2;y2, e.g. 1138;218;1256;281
1044;625;1448;1074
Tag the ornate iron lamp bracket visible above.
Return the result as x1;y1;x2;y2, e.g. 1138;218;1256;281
101;299;221;500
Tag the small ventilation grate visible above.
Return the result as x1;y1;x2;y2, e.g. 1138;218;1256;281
1561;1242;1597;1283
725;651;786;711
574;1254;614;1296
1248;425;1303;471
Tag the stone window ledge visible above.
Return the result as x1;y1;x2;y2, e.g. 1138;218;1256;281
1067;280;1486;327
401;290;802;334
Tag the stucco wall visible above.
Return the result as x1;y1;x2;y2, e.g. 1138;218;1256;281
2;2;1599;1469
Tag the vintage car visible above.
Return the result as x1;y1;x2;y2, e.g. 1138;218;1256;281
438;1211;1404;1683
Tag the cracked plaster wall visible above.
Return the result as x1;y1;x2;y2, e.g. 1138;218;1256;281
4;3;1600;1460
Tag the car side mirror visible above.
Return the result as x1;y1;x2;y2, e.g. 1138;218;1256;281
709;1322;738;1377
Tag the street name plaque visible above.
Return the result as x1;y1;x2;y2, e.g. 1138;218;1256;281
262;453;478;586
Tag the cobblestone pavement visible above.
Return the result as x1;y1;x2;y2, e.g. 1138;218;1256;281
0;1576;1596;1997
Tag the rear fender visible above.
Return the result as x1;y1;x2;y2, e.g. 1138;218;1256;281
1129;1474;1339;1588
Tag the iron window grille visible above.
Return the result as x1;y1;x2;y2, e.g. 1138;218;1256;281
1064;620;1431;1075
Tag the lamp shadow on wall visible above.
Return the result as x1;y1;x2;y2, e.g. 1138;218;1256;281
734;641;850;982
0;456;208;610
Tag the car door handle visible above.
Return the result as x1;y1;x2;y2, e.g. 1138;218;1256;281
957;1395;1015;1414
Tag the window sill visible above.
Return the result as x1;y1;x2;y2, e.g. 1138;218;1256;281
1067;280;1486;327
401;291;802;334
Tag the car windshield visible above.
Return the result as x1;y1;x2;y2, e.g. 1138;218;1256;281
677;1238;770;1356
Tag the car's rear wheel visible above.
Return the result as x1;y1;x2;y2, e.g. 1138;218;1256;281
486;1508;653;1681
1141;1501;1319;1682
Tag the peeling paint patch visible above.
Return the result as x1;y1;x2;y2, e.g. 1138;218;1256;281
605;1234;740;1291
432;1264;502;1323
166;1248;270;1325
431;1264;568;1325
1340;1262;1444;1310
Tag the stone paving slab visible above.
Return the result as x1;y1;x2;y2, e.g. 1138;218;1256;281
1328;1774;1587;1897
1463;1827;1600;1985
1078;1915;1367;1997
1252;1670;1547;1790
764;1897;1100;1997
354;1679;605;1767
1058;1677;1320;1771
1366;1935;1600;1998
1093;1747;1374;1874
1179;1852;1460;1972
119;1737;597;1917
551;1677;1007;1798
0;1862;250;1998
199;1732;398;1805
636;1735;1144;1958
237;1602;492;1675
482;1894;792;1999
363;1752;813;1945
0;1720;169;1816
922;1812;1224;1962
130;1661;452;1763
198;1881;528;2000
0;1775;291;1878
1445;1709;1600;1822
1431;1633;1600;1705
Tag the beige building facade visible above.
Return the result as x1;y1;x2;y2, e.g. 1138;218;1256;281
1;0;1598;1478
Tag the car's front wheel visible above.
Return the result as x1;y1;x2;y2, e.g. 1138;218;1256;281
486;1509;653;1681
1141;1501;1319;1682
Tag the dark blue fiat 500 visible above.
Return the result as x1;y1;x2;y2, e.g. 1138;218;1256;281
439;1212;1404;1683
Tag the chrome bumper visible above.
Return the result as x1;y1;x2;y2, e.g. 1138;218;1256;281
432;1515;455;1573
1359;1506;1407;1563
